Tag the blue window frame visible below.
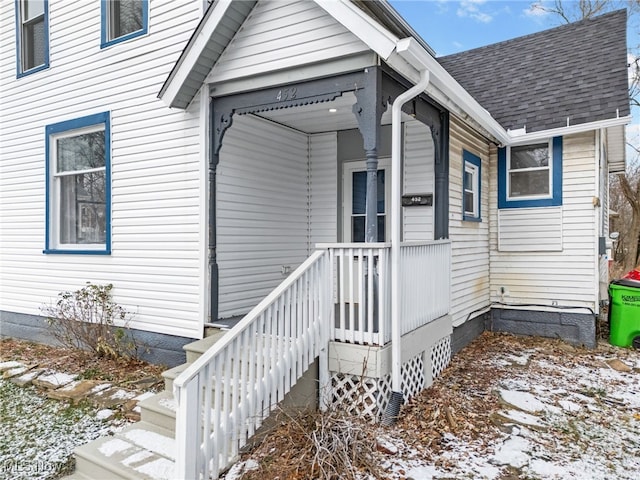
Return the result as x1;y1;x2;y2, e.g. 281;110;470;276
15;0;49;77
45;112;111;255
498;137;563;209
463;150;481;222
100;0;148;49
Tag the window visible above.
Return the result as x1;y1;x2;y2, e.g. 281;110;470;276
101;0;148;48
463;150;481;221
498;137;563;209
45;113;111;254
15;0;49;76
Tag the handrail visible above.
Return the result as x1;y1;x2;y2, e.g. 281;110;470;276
173;249;328;389
173;248;330;479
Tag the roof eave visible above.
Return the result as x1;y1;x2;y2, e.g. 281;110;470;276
388;38;511;145
507;115;632;146
158;0;256;109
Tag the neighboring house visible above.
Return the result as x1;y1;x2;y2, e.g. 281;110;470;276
0;1;630;477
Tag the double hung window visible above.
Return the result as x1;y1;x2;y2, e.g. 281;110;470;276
45;113;111;254
498;137;563;209
16;0;49;76
101;0;147;48
463;150;481;221
508;143;551;199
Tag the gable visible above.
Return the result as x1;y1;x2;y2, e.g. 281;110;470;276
438;10;630;133
206;0;370;84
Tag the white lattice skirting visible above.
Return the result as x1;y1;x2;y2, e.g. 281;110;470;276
328;335;451;421
431;336;451;378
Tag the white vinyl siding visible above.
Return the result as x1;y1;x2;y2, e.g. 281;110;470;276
309;132;338;247
403;120;434;241
217;115;310;318
449;117;491;327
490;132;598;308
498;207;563;252
0;0;204;338
207;0;368;84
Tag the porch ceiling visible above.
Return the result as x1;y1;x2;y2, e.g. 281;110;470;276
252;92;400;134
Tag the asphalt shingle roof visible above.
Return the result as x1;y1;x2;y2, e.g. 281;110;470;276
438;10;630;133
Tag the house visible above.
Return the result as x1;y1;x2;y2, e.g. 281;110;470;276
0;1;630;478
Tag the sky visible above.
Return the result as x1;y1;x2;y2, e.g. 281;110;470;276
388;0;640;155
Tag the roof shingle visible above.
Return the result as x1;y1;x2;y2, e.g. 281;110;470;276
438;10;630;133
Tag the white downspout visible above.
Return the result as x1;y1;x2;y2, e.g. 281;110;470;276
382;68;430;425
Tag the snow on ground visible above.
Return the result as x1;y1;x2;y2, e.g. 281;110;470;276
0;378;124;480
230;333;639;480
378;335;640;480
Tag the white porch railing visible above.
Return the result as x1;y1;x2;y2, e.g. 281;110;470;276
399;240;451;335
322;240;451;345
172;240;451;478
173;250;330;479
324;243;391;346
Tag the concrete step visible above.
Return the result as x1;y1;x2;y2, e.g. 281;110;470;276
138;390;177;433
161;363;190;392
184;330;227;363
73;421;175;480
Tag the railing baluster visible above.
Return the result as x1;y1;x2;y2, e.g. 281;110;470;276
173;244;452;479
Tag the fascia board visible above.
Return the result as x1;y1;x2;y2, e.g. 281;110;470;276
315;0;399;59
508;115;632;146
159;0;235;108
390;38;510;145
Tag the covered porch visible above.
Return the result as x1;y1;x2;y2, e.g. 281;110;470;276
210;66;452;337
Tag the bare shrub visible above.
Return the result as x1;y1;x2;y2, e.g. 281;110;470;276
240;407;382;480
41;283;138;360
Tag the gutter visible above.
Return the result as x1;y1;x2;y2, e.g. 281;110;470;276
507;115;632;145
382;63;430;427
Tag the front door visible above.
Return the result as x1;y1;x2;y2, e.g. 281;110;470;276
342;158;391;242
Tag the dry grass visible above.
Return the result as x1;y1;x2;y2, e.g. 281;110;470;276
0;337;165;388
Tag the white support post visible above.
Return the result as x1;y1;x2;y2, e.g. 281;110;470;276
175;377;201;479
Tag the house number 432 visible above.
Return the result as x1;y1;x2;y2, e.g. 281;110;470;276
276;88;297;101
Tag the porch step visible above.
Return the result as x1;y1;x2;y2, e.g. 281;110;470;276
138;390;177;433
161;363;190;392
73;421;175;480
184;330;227;363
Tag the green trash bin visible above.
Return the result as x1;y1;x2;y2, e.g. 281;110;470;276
608;279;640;348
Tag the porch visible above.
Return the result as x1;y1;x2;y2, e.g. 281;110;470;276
173;239;452;478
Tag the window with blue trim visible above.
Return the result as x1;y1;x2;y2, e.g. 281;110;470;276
15;0;49;76
45;113;111;254
101;0;148;49
498;137;563;209
463;150;481;221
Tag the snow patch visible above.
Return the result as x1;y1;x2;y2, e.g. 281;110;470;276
158;397;177;412
498;409;544;428
98;438;133;457
122;450;154;467
500;389;546;413
37;371;77;387
90;383;112;394
405;464;441;479
96;409;114;420
491;435;530;468
559;399;582;413
123;429;175;460
134;457;175;480
109;389;136;400
224;459;260;480
0;360;24;369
